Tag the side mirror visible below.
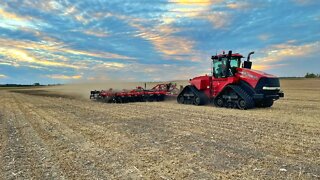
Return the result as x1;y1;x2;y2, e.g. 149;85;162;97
243;61;252;69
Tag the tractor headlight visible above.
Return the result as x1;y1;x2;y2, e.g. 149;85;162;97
262;86;281;90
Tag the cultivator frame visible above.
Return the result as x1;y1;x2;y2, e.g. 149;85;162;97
90;83;179;103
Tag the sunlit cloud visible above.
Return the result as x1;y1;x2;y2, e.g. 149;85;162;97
0;37;134;60
0;74;8;78
47;74;82;80
205;12;231;29
165;0;231;29
252;64;288;71
226;2;252;9
258;34;272;41
0;35;135;71
82;30;108;37
132;22;198;61
0;48;80;69
253;41;319;70
63;48;134;60
94;62;126;70
0;7;47;30
170;0;213;6
258;41;319;63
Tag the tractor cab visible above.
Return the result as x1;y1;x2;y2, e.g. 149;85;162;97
212;51;243;78
211;51;254;78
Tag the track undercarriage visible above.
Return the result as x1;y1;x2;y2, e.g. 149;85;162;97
177;85;273;110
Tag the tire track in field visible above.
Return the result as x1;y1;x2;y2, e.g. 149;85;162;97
0;94;65;179
61;97;319;163
46;94;320;178
12;94;296;178
14;92;148;179
13;94;116;179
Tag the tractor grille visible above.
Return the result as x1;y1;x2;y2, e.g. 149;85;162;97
255;77;280;95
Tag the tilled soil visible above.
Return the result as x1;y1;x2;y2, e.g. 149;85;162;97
0;80;319;179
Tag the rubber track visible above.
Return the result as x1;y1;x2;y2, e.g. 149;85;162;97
189;86;209;105
178;85;209;105
228;85;255;109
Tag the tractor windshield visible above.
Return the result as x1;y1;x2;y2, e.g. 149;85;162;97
213;57;240;78
213;59;227;78
230;57;240;68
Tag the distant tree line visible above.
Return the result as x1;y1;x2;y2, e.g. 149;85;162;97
0;83;63;87
0;83;43;87
305;73;320;78
0;84;41;87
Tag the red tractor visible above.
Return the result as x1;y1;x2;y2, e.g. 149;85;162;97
177;50;284;109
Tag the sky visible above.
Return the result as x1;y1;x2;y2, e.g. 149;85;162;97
0;0;319;84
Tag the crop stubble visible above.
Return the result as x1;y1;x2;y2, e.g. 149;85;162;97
0;79;319;179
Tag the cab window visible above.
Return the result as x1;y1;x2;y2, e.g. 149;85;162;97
230;58;240;68
213;59;226;78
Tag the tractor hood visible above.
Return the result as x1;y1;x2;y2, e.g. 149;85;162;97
236;68;278;88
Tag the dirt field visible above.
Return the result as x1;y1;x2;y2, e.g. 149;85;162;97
0;79;319;179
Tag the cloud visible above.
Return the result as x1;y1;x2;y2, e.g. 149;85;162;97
258;41;319;63
82;30;108;37
165;0;230;29
205;12;231;29
0;36;134;71
226;2;252;9
253;41;319;70
0;7;48;30
94;62;126;70
0;74;8;78
252;64;288;71
132;23;197;60
46;74;82;80
170;0;213;6
100;12;199;61
257;34;272;41
0;48;81;69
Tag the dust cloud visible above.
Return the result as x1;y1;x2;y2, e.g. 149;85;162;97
43;80;188;100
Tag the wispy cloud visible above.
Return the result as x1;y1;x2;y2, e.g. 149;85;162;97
0;35;134;71
169;0;213;6
131;22;197;60
0;7;48;30
226;2;252;9
257;34;273;41
46;74;82;80
253;41;319;70
0;74;8;78
0;48;79;69
257;41;319;63
82;29;109;37
165;0;231;29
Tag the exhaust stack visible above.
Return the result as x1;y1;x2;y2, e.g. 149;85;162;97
243;51;254;69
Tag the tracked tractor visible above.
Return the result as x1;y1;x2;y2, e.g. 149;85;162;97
177;50;284;109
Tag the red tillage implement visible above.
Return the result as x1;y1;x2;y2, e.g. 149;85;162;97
90;83;179;103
